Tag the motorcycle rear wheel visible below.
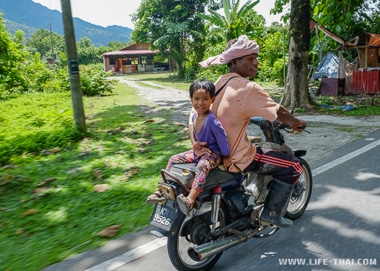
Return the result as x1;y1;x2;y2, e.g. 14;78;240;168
167;201;225;271
285;158;312;219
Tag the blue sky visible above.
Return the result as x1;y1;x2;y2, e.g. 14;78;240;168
32;0;284;29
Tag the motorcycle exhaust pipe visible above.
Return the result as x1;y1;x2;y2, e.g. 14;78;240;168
188;228;261;261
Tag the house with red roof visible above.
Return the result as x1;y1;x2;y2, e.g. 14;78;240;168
101;43;170;74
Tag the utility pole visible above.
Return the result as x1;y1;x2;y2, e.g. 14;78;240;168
49;23;54;60
61;0;86;132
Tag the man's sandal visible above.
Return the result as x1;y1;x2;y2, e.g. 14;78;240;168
146;190;166;204
177;194;194;216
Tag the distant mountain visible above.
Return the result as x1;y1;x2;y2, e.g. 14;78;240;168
0;0;132;47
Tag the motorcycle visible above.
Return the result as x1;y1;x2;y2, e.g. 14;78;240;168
149;116;313;271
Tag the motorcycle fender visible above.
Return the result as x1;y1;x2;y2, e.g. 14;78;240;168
294;149;307;157
150;199;183;237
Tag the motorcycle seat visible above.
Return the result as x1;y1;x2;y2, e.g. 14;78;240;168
170;163;246;189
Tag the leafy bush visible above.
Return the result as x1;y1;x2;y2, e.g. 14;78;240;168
79;64;117;96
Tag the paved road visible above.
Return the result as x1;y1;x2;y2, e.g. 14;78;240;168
117;77;380;164
43;128;380;271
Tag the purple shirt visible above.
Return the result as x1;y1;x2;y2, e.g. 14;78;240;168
192;112;231;156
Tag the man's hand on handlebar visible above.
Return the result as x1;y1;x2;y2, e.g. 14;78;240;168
291;119;307;133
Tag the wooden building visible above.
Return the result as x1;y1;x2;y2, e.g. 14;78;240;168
101;43;159;74
344;32;380;68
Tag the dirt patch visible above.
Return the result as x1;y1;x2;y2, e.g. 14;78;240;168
118;77;380;165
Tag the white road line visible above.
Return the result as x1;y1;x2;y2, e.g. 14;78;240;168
86;138;380;271
84;237;167;271
312;139;380;177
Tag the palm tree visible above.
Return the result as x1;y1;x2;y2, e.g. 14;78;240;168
199;0;263;43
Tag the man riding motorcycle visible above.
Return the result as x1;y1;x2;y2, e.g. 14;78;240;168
192;34;307;228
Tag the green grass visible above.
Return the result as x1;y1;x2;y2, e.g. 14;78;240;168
336;127;354;133
0;81;191;271
312;94;380;116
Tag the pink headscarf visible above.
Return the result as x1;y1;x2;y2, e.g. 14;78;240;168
198;35;260;68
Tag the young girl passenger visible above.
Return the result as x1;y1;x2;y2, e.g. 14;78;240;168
147;79;232;215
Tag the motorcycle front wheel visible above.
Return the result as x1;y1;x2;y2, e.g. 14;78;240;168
285;158;313;219
167;201;225;271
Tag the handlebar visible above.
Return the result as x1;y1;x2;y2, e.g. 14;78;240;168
296;125;310;133
249;116;309;144
250;116;309;133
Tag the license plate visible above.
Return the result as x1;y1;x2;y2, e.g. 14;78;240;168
150;202;177;231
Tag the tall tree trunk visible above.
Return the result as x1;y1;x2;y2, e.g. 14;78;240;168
177;59;185;79
281;0;313;109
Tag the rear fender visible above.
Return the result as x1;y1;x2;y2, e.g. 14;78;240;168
294;150;307;157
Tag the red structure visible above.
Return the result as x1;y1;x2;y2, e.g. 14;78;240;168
311;19;380;95
352;69;380;94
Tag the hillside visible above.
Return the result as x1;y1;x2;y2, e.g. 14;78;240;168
0;0;132;47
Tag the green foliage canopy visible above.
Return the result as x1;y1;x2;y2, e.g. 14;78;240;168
198;0;264;43
131;0;221;78
77;37;102;65
0;14;28;95
26;28;65;59
273;0;380;38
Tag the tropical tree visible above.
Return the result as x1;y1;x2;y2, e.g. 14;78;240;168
259;23;290;84
131;0;220;78
198;0;263;44
26;28;65;60
196;0;266;81
0;20;62;96
77;37;102;65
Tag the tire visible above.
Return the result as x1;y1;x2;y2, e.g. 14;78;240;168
167;201;225;271
285;158;312;219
